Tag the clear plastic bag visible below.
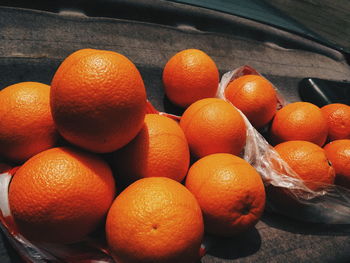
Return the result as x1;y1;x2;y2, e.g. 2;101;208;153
217;65;350;224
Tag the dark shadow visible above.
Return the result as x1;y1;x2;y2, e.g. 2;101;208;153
163;96;185;116
205;227;261;260
110;123;150;193
262;210;350;236
137;66;165;113
298;78;350;107
261;184;350;236
55;134;71;148
0;232;23;263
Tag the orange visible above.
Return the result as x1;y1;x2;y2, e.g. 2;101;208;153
270;102;328;146
51;48;147;153
180;98;246;158
106;177;203;263
185;153;265;236
324;139;350;189
9;147;116;243
114;114;190;187
225;74;277;128
162;49;219;108
274;140;335;191
321;103;350;141
0;82;57;162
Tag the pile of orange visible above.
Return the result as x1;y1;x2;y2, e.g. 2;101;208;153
221;72;349;193
0;48;266;263
269;102;350;191
0;46;349;263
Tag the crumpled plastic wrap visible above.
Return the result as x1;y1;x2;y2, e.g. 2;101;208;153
217;65;350;224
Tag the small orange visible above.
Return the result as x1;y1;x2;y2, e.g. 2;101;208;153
185;153;265;236
162;49;219;108
0;82;57;162
321;103;350;141
225;74;277;128
9;147;116;243
114;114;190;186
51;48;147;153
274;140;335;191
270;102;328;146
180;98;246;158
106;177;204;263
324;139;350;189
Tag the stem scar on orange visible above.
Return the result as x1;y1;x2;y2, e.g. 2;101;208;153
324;139;350;189
106;177;204;263
185;153;265;236
321;103;350;141
274;140;335;191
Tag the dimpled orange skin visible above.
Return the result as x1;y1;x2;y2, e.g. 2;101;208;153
324;139;350;189
0;82;57;162
185;153;266;236
270;102;328;146
162;49;219;108
114;114;190;187
9;147;116;244
51;49;147;153
180;98;246;158
321;103;350;141
225;75;277;129
106;177;204;263
274;140;335;191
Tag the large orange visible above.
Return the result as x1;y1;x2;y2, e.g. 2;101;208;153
51;48;147;153
270;102;328;146
114;114;190;187
324;139;350;189
185;153;265;236
321;103;350;141
274;140;335;191
162;49;219;108
180;98;246;158
9;147;116;243
106;177;204;263
225;74;277;128
0;82;57;163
